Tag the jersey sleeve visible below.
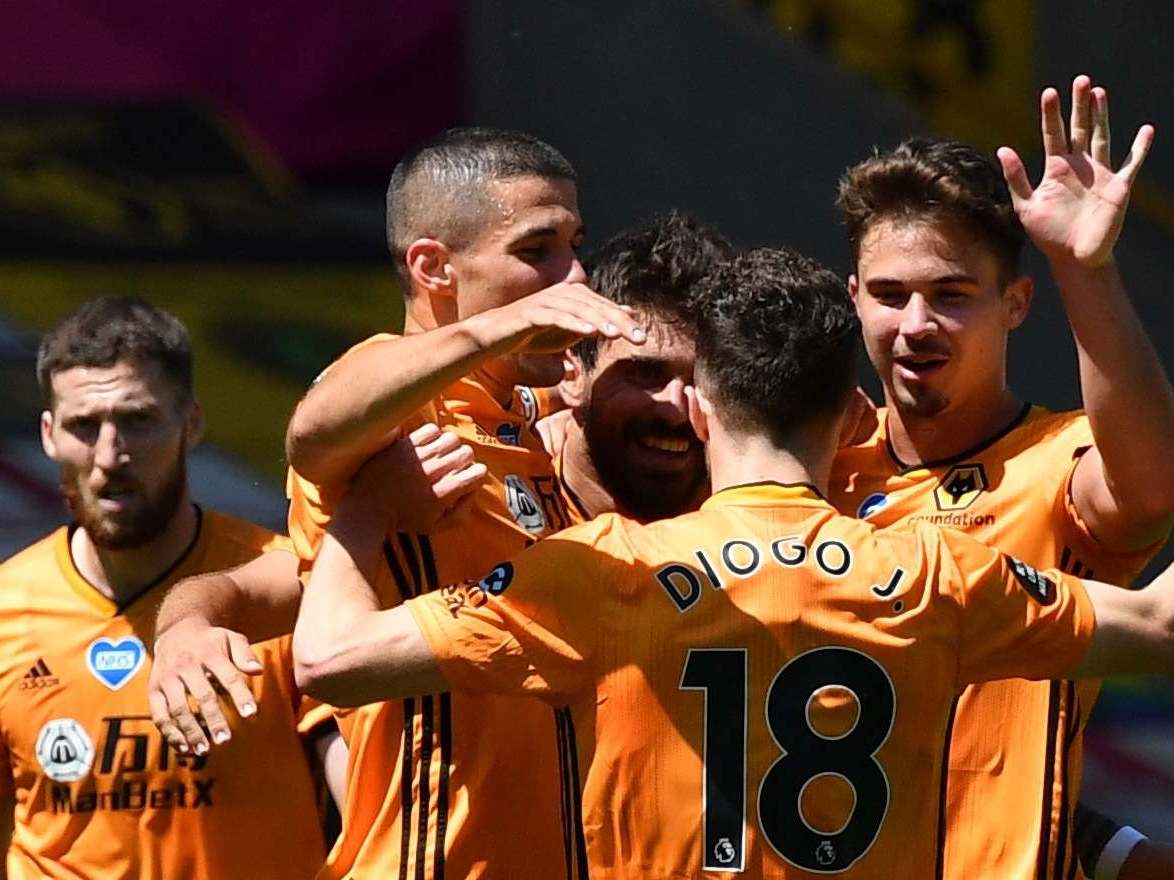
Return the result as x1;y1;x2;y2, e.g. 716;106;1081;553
932;526;1096;687
406;517;627;705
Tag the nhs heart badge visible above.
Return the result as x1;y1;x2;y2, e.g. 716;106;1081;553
87;637;146;691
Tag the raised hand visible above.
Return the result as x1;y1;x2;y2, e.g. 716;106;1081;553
997;75;1154;269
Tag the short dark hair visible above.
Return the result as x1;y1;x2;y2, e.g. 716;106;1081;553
575;211;735;370
37;296;193;406
385;127;577;282
693;248;859;444
836;137;1025;281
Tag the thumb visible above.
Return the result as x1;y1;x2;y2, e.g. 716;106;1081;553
227;633;263;675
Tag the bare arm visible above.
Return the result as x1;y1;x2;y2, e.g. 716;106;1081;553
156;549;303;644
149;550;303;755
286;282;645;487
1000;77;1174;550
293;505;444;706
1071;562;1174;678
311;726;348;812
293;427;486;705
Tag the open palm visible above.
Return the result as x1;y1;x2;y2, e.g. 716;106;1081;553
998;76;1154;269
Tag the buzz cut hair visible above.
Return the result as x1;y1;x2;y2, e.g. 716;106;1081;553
385;127;577;284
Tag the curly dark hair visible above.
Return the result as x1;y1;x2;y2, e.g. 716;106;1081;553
37;296;193;406
837;137;1026;282
693;248;859;444
575;211;735;371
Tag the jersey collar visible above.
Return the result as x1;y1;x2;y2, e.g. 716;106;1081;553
702;481;831;510
56;506;207;616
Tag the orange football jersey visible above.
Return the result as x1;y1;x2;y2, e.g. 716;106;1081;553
0;510;326;880
288;334;581;880
407;482;1096;879
830;405;1160;880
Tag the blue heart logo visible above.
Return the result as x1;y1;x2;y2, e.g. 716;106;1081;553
87;637;146;691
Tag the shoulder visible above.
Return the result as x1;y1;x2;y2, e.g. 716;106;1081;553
199;510;287;562
1001;406;1091;458
0;528;66;583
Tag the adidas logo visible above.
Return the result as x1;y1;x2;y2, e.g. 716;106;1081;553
20;658;59;690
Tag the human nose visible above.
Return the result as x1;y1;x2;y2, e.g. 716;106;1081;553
898;293;938;338
651;377;690;424
564;256;587;285
93;422;128;471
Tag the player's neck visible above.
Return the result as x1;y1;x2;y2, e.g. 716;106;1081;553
70;497;201;604
707;427;834;497
884;387;1024;466
560;418;618;519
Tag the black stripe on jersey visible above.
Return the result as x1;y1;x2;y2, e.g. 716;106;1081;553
434;693;452;879
934;696;960;880
1060;547;1072;573
384;539;416;601
400;697;417;880
419;535;440;595
415;694;436;880
560;707;590;879
1055;682;1081;880
1036;681;1062;880
555;708;574;880
399;533;424;595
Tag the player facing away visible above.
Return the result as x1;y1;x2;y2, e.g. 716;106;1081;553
830;77;1174;879
295;246;1174;878
0;298;327;879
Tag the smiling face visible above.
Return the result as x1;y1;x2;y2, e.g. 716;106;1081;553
450;174;587;386
576;320;707;521
40;359;200;549
851;218;1031;420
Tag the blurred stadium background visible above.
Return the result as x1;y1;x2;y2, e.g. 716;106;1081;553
1;0;1170;833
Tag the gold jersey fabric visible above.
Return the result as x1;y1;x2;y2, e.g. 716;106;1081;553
829;405;1159;880
288;334;582;880
0;510;326;880
407;482;1095;879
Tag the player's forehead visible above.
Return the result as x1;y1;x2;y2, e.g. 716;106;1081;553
49;360;173;417
596;319;695;372
477;175;582;245
857;218;1000;286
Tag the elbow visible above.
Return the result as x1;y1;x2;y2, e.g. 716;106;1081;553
292;633;359;706
284;404;318;476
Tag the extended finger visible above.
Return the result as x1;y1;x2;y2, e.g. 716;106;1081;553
407;423;443;447
178;667;230;751
996;147;1033;205
206;648;259;723
226;634;263;679
422;443;477;482
416;429;463;461
563;290;648;343
1117;124;1155;187
1091;86;1111;166
431;461;489;502
162;676;209;754
1041;87;1068;156
149;685;191;754
1069;75;1092;154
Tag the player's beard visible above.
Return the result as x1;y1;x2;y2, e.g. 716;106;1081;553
61;443;189;550
580;402;708;523
891;381;949;419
